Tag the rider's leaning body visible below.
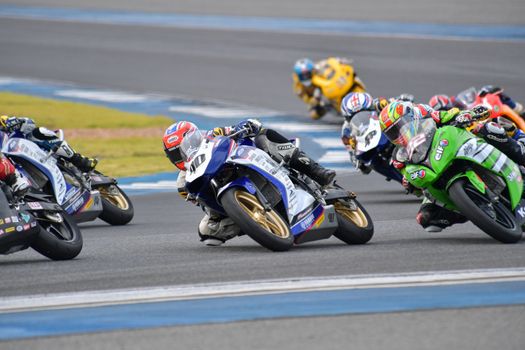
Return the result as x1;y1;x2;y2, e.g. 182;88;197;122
163;119;336;246
293;57;367;119
0;115;98;172
380;101;525;232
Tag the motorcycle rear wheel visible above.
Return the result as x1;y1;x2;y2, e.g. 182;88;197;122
98;185;134;225
449;179;522;243
333;199;374;244
221;188;293;251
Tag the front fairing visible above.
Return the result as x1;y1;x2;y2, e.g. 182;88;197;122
185;136;235;194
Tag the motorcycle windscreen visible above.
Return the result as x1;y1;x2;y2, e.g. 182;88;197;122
397;118;437;164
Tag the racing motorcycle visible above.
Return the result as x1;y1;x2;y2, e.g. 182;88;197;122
0;131;133;225
0;180;82;260
341;96;402;183
180;128;374;251
311;58;366;118
456;87;525;131
400;115;524;243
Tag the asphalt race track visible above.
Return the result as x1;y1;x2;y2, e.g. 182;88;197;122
0;1;525;349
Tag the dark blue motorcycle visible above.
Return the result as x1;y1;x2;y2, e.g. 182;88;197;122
180;128;374;251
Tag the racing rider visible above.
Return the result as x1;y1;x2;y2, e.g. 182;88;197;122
293;57;367;119
0;115;97;172
429;85;524;116
379;101;525;232
163;119;336;246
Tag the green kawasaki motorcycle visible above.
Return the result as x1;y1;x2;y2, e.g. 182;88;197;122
398;117;525;243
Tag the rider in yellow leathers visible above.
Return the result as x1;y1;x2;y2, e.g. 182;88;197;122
293;57;367;119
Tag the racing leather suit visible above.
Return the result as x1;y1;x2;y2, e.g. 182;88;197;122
395;104;525;232
293;57;367;119
178;121;336;245
0;116;97;172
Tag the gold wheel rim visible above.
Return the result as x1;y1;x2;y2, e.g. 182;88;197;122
334;201;368;228
99;187;130;210
234;191;290;239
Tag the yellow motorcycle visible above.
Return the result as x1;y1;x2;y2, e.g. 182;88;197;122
311;58;366;118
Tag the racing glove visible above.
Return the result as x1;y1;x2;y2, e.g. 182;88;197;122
470;105;491;121
235;119;262;137
439;107;461;124
0;116;23;132
372;97;389;113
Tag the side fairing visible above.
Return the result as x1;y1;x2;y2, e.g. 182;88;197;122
2;138;68;204
229;146;313;221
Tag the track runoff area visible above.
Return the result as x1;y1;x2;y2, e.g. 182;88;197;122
1;4;525;344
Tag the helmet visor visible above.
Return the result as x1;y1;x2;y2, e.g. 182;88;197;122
165;145;183;166
180;129;203;163
297;71;312;85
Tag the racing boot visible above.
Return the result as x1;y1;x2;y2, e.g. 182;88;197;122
198;213;240;246
478;122;525;167
416;203;467;232
290;150;336;186
70;153;98;172
55;140;98;172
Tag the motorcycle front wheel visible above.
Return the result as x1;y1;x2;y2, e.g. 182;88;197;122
31;212;83;260
333;199;374;244
221;188;293;251
449;179;522;243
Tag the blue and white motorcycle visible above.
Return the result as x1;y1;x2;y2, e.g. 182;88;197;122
341;93;403;183
0;131;133;225
180;128;374;251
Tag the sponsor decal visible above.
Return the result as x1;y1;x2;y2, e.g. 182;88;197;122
517;206;525;218
11;216;19;223
5;227;15;233
5;217;11;224
20;213;31;223
70;196;86;213
23;224;30;230
0;219;3;225
167;135;178;144
30;222;37;228
0;229;4;235
410;169;426;180
300;213;316;231
435;139;448;161
16;226;23;232
277;144;293;151
27;202;44;210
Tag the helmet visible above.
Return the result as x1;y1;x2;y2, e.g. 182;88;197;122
341;92;373;117
163;121;198;170
428;94;453;111
379;101;419;146
0;115;8;129
294;58;315;86
479;85;503;97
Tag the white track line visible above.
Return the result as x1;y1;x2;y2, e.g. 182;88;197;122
319;150;350;163
2;268;525;313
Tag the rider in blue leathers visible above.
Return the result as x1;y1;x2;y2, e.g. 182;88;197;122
167;118;336;246
0;116;98;172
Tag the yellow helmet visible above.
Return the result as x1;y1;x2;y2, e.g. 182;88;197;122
0;115;9;129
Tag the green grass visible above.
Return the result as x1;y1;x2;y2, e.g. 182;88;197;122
0;92;177;177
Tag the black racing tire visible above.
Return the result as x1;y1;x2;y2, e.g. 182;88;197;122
333;199;374;244
98;185;134;225
220;188;293;252
31;212;83;260
448;179;522;243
